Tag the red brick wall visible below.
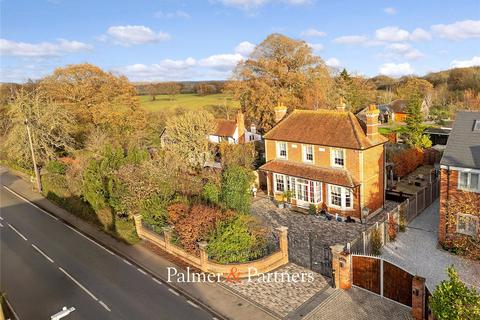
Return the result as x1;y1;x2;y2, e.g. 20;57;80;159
439;168;480;244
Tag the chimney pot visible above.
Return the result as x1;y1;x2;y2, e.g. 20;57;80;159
366;104;380;139
274;104;288;123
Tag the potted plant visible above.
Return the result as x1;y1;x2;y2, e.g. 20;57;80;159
282;190;293;209
308;203;317;215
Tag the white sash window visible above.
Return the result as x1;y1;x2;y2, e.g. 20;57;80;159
328;184;353;210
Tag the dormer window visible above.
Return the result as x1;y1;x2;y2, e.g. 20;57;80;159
303;144;314;162
331;148;345;168
277;141;287;159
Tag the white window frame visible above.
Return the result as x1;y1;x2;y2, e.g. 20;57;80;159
458;170;480;193
331;148;345;168
276;141;287;159
302;144;314;163
274;173;286;193
456;213;479;237
327;184;353;210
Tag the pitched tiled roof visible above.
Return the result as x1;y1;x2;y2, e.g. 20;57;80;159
440;111;480;169
389;99;408;113
214;119;237;137
259;160;359;188
263;109;387;149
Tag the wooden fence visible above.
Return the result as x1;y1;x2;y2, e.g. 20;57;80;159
348;178;440;256
133;215;289;278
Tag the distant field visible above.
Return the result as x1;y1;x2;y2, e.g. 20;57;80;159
139;93;239;113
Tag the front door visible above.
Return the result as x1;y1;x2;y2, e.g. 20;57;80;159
296;179;310;208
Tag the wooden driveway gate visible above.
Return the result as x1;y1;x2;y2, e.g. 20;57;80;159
352;255;413;307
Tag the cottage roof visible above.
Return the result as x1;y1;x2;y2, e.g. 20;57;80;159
214;119;237;137
263;109;387;150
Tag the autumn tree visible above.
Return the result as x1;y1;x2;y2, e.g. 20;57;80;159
2;89;76;168
228;34;336;131
336;69;376;113
162;110;216;170
396;77;434;105
146;83;159;101
38;64;146;144
163;82;182;101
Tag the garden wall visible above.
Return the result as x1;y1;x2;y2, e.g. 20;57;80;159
133;215;289;278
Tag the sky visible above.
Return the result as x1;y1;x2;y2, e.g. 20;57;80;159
1;0;479;83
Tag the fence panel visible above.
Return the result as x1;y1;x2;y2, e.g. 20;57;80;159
383;261;413;307
352;256;381;295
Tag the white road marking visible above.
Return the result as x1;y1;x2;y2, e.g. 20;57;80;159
168;288;180;296
3;186;59;220
212;317;219;320
0;216;3;220
7;223;27;241
65;224;115;256
137;268;147;275
58;267;98;301
122;258;132;266
152;277;163;286
99;300;111;312
31;244;54;263
0;222;3;227
187;300;199;308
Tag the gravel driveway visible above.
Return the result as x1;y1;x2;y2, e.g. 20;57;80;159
381;200;480;291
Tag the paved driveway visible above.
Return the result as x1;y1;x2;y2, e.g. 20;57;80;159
381;200;480;291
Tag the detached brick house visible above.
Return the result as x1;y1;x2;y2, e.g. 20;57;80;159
439;111;480;244
259;105;388;219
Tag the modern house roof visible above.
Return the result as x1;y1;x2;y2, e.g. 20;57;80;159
440;111;480;169
213;119;237;137
263;109;387;150
260;160;359;188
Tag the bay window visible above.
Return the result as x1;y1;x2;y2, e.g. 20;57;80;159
328;184;353;210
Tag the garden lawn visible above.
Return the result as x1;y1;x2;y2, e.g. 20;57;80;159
139;93;239;113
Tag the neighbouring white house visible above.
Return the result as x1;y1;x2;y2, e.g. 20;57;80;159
208;111;262;144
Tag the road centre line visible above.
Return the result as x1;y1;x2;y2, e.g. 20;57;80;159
58;267;98;301
31;244;54;263
99;300;111;312
7;223;27;241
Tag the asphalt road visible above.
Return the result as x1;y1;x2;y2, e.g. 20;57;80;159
0;174;215;320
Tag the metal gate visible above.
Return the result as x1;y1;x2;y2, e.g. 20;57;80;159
352;255;413;307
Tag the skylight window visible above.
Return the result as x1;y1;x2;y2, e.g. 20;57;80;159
474;120;480;131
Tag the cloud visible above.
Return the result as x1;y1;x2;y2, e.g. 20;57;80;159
154;10;191;19
375;26;410;42
0;38;92;57
451;56;480;68
105;25;170;46
384;7;396;15
300;28;326;37
432;20;480;40
333;35;369;45
385;43;425;60
307;43;324;52
199;53;244;70
379;63;414;77
410;28;432;41
325;57;340;68
113;41;252;81
234;41;255;56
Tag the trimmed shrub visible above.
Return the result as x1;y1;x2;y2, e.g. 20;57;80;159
202;181;220;205
207;215;267;264
45;160;67;175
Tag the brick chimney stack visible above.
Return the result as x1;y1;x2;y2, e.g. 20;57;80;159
366;104;379;139
274;104;288;123
236;110;245;143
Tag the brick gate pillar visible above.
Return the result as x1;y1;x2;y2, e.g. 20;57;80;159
198;241;209;272
412;276;426;320
162;226;174;252
133;214;143;238
330;244;352;289
276;226;289;263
